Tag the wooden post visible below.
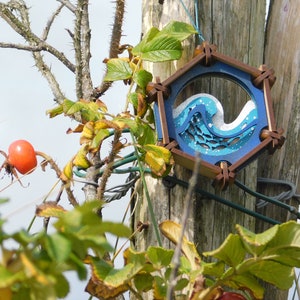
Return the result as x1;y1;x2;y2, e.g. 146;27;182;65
255;1;300;299
132;0;266;298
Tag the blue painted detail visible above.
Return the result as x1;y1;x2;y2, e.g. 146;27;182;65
154;61;268;166
173;93;258;157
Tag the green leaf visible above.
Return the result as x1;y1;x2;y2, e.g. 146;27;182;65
139;36;182;62
28;279;56;300
236;223;278;256
0;265;24;288
174;278;189;291
46;105;64;118
133;273;153;292
73;146;91;169
54;274;70;298
223;273;264;300
201;261;225;278
12;229;44;246
266;221;300;248
153;275;167;299
112;116;138;131
143;144;173;176
159;221;201;270
91;128;110;150
132;22;196;58
86;256;145;294
35;202;66;219
104;58;132;81
263;246;300;267
157;21;197;41
133;69;153;88
63;99;83;115
96;221;131;238
68;252;87;280
147;246;173;269
244;259;294;289
256;221;300;267
61;99;104;121
13;286;31;299
132;119;156;145
203;233;246;267
132;27;160;55
45;233;72;263
0;198;9;205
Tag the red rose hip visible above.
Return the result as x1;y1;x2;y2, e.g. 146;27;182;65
8;140;37;174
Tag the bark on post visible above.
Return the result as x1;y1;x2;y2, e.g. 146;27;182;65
256;1;300;299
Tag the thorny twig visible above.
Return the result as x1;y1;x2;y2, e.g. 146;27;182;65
56;0;76;13
97;129;123;201
93;0;125;98
41;3;64;41
74;0;93;99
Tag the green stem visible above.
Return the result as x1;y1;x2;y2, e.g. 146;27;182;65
124;57;142;112
131;132;162;246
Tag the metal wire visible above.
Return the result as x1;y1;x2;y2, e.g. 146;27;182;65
256;177;300;208
104;172;139;203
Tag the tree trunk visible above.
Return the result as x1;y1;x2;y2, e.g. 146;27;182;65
255;1;300;299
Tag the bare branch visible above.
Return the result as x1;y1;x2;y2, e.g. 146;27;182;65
41;3;64;41
93;0;125;98
0;2;75;72
56;0;76;13
0;42;45;51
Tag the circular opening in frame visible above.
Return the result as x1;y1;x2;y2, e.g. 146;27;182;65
172;74;258;159
174;74;252;124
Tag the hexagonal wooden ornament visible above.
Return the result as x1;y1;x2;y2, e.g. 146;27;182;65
147;42;285;190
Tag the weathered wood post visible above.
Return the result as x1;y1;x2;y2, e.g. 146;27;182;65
255;1;300;299
133;0;266;245
131;0;273;298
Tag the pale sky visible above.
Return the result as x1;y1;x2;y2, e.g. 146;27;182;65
0;1;141;298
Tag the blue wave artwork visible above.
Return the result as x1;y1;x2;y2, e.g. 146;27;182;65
173;93;258;157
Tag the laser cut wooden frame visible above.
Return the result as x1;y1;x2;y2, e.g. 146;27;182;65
147;42;285;190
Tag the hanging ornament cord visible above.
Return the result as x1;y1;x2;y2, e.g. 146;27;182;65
178;0;205;42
